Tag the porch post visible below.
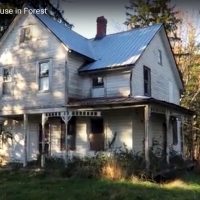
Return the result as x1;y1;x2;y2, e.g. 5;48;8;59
65;113;69;164
41;113;48;168
23;114;28;167
144;105;150;170
165;110;170;164
191;116;194;160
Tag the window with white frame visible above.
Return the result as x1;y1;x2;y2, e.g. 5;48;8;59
92;77;104;87
38;61;50;91
2;68;12;95
157;49;162;65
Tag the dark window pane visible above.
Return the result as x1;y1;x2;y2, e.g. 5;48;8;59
3;82;12;95
93;77;104;87
144;69;148;80
91;118;104;134
3;69;11;81
144;82;148;95
143;66;151;96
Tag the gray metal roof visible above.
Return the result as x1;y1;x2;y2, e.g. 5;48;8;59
79;24;163;72
35;13;97;60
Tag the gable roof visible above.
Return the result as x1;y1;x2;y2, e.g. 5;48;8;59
35;14;96;60
79;24;162;73
35;13;97;60
0;4;97;61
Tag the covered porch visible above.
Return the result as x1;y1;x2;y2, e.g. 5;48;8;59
67;96;194;169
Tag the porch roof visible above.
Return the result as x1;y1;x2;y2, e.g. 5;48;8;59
67;97;194;116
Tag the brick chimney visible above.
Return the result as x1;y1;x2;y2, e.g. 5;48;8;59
95;16;107;39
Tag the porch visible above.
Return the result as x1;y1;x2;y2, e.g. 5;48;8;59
0;97;194;170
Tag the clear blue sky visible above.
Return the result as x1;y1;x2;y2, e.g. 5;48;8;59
51;0;199;39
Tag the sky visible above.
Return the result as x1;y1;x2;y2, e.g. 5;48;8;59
51;0;199;39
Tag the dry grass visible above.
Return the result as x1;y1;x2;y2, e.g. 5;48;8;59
164;179;188;188
101;159;127;180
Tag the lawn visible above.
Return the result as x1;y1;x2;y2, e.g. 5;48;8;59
0;171;200;200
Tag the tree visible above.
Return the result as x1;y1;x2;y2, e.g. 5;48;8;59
125;0;181;38
0;0;73;37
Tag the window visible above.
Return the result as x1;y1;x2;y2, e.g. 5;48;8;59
2;68;12;95
92;77;104;87
89;118;104;151
171;117;178;145
143;66;151;96
19;27;32;43
38;61;50;91
157;49;162;65
60;117;76;151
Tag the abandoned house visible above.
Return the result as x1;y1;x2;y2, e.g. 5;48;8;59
0;5;194;167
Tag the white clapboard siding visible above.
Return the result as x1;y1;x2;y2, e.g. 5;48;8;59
28;122;38;161
75;117;90;157
132;31;180;105
50;120;62;157
106;71;131;97
103;110;132;150
132;108;145;153
0;13;66;110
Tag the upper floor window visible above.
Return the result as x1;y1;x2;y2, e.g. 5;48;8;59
143;66;151;97
92;77;104;87
157;49;162;65
2;68;12;95
38;61;50;91
19;27;32;43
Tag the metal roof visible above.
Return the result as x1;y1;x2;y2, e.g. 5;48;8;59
67;96;194;115
79;24;163;72
35;13;97;60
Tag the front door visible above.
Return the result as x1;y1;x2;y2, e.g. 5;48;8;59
39;123;50;155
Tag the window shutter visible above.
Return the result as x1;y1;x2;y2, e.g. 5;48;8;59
19;28;25;43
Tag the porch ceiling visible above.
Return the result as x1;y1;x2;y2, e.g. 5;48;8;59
67;97;194;116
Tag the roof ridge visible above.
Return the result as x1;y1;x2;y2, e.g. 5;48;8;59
26;4;90;42
88;23;163;40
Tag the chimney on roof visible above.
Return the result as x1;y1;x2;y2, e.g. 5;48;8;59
95;16;107;39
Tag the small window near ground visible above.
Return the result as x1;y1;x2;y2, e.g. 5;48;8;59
2;68;12;95
38;61;50;91
89;118;104;151
157;49;162;65
172;117;178;145
19;27;32;43
92;77;104;87
143;66;151;97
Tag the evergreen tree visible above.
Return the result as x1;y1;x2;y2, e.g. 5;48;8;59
125;0;181;38
0;0;72;37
